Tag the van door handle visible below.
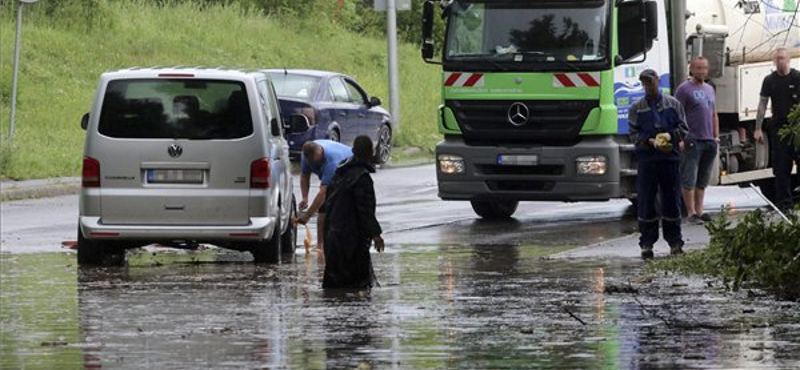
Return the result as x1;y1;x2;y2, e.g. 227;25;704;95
358;113;366;118
165;205;185;211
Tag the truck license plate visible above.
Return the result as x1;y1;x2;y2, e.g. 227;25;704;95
497;155;538;166
146;169;204;184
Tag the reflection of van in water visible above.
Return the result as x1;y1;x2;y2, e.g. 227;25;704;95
78;68;305;265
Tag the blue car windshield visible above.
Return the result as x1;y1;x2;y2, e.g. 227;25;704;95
267;73;320;101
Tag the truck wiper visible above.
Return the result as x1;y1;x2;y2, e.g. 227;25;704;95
556;60;581;71
453;54;509;71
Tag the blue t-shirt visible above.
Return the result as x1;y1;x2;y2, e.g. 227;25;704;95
301;140;353;186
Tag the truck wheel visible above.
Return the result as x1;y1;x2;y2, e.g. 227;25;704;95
252;219;281;264
77;227;125;266
709;155;722;186
281;195;298;255
470;200;518;220
727;155;740;174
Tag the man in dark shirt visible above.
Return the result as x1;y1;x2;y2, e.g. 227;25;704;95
755;48;800;210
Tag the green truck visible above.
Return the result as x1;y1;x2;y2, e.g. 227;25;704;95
421;0;799;219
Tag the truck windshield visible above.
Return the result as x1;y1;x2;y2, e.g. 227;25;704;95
444;0;609;69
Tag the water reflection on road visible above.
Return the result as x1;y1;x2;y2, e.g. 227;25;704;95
2;246;799;370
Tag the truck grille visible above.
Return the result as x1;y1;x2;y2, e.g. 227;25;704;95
446;100;598;146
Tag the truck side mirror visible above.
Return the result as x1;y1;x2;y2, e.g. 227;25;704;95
616;0;657;65
421;0;435;61
81;113;89;130
287;114;310;134
644;1;658;42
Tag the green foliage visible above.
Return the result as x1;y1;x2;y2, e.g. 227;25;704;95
650;208;800;301
783;103;800;151
0;0;440;179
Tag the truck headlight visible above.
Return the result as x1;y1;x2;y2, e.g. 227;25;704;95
438;155;465;174
576;156;607;175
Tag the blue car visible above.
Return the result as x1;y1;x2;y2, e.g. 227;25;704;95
263;69;393;164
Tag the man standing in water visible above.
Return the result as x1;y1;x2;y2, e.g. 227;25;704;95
323;135;384;289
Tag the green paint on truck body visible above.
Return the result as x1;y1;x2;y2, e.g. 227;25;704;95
440;70;620;136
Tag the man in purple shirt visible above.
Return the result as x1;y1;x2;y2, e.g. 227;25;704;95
675;57;720;225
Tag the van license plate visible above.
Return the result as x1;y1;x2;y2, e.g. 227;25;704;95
497;155;538;166
147;169;204;184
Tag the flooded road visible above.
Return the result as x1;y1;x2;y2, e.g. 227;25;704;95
3;249;800;370
4;164;796;369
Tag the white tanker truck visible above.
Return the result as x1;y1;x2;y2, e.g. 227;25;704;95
676;0;799;198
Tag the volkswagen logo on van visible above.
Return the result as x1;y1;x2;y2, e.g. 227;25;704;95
507;102;529;126
168;144;183;158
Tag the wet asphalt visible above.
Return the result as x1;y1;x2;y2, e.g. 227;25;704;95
3;164;799;369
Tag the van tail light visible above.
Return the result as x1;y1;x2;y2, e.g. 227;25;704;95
250;158;271;189
82;157;101;188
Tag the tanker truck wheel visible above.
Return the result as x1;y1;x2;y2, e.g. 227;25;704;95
470;200;519;220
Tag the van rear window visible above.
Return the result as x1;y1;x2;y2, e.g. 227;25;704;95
98;79;254;139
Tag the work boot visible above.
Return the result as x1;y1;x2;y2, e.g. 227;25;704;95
670;243;684;256
640;245;654;260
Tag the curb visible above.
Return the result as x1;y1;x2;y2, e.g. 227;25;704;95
1;177;81;202
380;157;435;170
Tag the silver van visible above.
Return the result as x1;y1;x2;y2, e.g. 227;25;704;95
78;68;310;265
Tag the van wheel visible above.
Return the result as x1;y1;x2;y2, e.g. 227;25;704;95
373;125;392;164
252;219;281;264
281;195;298;254
470;200;518;220
77;227;125;266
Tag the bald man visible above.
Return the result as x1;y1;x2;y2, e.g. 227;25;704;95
755;48;800;211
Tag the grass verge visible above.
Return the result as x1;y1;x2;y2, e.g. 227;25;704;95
0;0;441;180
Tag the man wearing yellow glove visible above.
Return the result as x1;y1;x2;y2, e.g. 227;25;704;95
628;69;689;259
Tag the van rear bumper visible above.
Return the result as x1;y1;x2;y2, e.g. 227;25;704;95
79;216;277;241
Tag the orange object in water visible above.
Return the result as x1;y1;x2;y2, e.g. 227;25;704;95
303;225;312;254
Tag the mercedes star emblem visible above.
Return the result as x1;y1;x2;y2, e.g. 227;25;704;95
507;102;529;126
168;144;183;158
